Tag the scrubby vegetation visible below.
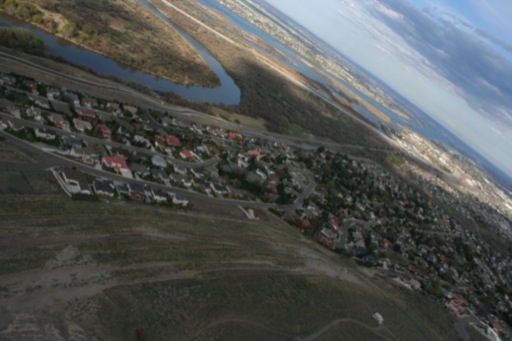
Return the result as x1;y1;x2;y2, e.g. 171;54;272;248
0;27;45;55
0;0;219;87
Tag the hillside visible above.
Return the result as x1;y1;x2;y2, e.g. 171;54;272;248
0;141;460;340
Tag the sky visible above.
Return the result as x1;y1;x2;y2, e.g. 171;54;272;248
263;0;512;176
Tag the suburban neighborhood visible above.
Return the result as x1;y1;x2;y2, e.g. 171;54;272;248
0;70;511;339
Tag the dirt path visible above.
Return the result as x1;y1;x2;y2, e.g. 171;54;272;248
299;317;396;341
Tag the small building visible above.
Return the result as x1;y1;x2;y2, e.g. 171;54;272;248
210;182;229;195
50;101;73;116
180;150;193;160
151;154;167;168
32;96;51;110
227;132;243;140
171;193;189;206
82;97;98;108
48;113;69;130
97;124;112;138
130;163;150;178
127;183;145;201
102;155;132;178
73;118;93;132
35;128;57;140
77;108;97;119
123;104;138;115
93;179;116;197
150;168;168;182
372;313;384;325
25;106;41;119
60;168;91;195
151;189;168;203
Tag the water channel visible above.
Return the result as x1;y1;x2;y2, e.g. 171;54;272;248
0;8;240;104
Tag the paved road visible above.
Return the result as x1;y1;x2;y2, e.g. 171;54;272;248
1;130;321;210
292;181;316;210
1;47;394;155
0;112;220;169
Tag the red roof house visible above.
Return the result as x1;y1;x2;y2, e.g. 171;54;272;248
227;132;243;140
102;155;129;170
180;150;193;159
97;124;112;138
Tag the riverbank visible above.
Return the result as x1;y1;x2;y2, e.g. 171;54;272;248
149;0;384;147
0;0;219;87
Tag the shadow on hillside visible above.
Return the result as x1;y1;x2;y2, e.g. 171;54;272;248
232;58;383;147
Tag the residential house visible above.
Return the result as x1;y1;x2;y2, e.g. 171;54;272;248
59;168;91;195
22;80;38;94
29;95;51;109
50;100;73;116
155;135;181;150
151;154;167;168
48;113;69;130
93;179;116;197
73;118;93;132
227;132;243;140
248;149;263;160
123;104;138;115
210;182;229;195
25;106;41;120
7;120;24;132
64;92;80;107
45;88;60;100
60;135;83;150
151;189;168;204
173;164;187;176
82;97;98;108
102;155;132;178
72;144;104;165
0;98;17;114
150;168;168;183
180;149;193;160
127;183;145;201
238;153;250;168
130;163;150;178
114;182;130;197
171;193;189;206
95;110;112;122
35;128;57;141
97;124;112;138
0;74;16;86
76;108;97;119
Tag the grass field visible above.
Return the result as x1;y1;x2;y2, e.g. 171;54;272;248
0;145;461;340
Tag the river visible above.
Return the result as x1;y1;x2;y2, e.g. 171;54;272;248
0;10;240;104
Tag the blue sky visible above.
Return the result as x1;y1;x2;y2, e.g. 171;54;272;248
263;0;512;176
